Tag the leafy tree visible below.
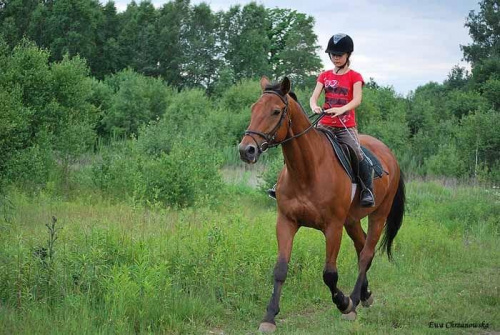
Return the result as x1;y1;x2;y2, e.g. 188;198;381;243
458;108;500;179
481;78;500;109
157;0;189;87
461;0;500;66
102;69;170;137
0;0;38;47
443;89;488;119
26;2;51;48
46;0;103;70
443;65;470;90
0;87;31;178
2;39;53;139
117;1;159;76
181;3;221;91
267;8;322;87
208;78;261;146
356;85;410;154
220;3;271;81
93;1;121;78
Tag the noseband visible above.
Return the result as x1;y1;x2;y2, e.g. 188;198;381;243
244;90;291;153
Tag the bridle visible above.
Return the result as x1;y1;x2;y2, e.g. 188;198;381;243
244;90;290;153
244;90;326;153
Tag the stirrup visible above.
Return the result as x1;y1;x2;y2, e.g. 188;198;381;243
360;188;375;207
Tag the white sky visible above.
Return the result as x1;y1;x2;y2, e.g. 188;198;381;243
114;0;481;95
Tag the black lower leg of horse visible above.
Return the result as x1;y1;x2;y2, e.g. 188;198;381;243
351;252;374;307
360;277;371;301
262;258;288;324
323;265;350;312
345;220;371;303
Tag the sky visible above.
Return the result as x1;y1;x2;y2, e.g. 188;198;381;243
114;0;481;95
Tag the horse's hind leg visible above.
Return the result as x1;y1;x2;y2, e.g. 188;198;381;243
323;223;353;317
259;214;298;333
344;219;373;306
349;213;387;311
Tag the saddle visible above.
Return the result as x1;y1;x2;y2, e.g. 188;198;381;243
316;127;386;182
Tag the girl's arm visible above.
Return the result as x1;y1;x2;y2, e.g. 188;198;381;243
309;82;324;114
325;81;363;116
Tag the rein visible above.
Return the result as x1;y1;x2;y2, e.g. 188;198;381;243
244;90;326;153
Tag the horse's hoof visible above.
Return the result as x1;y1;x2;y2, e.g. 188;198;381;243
258;322;277;333
361;294;374;308
341;311;357;321
341;297;354;314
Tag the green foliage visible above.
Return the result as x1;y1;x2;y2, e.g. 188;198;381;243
208;79;261;146
1;0;322;93
461;0;500;66
357;85;410;155
102;69;172;137
141;139;223;207
458;109;500;179
47;0;103;68
0;86;32;177
268;8;322;87
425;143;467;177
258;152;284;192
0;181;499;333
92;135;223;207
4;131;56;192
220;3;271;81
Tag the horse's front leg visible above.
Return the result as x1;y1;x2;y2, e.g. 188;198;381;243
259;214;298;333
323;221;354;318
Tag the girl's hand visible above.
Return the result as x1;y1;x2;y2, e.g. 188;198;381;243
325;107;346;117
312;106;323;114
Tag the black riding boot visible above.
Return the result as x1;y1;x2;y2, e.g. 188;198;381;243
358;159;375;207
267;183;277;200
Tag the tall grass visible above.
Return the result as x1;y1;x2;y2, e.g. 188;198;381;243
0;180;499;334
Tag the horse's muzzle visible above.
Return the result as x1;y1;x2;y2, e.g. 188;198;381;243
238;143;259;164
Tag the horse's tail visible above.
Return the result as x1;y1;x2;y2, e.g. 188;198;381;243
380;169;406;261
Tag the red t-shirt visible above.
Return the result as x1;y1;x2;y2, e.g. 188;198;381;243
317;69;364;128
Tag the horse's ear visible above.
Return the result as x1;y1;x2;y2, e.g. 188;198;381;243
281;77;291;95
260;76;270;91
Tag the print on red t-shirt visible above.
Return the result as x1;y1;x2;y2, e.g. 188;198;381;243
318;69;364;128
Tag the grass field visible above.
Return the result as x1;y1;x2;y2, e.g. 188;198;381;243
1;179;499;334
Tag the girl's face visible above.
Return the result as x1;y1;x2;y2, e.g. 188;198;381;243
330;53;348;68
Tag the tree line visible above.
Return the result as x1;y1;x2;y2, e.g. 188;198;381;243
0;0;322;91
1;0;499;207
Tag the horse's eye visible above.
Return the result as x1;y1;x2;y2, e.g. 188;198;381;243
272;109;281;115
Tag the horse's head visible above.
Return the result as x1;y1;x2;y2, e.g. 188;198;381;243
238;76;291;164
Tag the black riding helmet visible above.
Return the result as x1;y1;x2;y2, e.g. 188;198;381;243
326;34;354;73
325;34;354;55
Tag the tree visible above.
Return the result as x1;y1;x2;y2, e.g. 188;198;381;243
102;69;170;137
220;3;271;81
458;108;500;179
117;1;159;76
46;0;103;69
93;1;121;78
181;3;221;91
157;0;189;87
0;0;38;47
461;0;500;66
267;8;322;87
443;65;470;90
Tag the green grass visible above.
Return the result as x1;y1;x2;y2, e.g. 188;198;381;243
0;180;499;334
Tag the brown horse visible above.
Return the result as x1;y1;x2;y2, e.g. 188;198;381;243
238;76;405;332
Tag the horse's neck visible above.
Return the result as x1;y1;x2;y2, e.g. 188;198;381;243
281;102;328;181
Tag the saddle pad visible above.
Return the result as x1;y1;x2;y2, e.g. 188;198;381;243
318;128;386;182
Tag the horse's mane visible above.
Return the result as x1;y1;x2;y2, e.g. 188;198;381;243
264;81;299;102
